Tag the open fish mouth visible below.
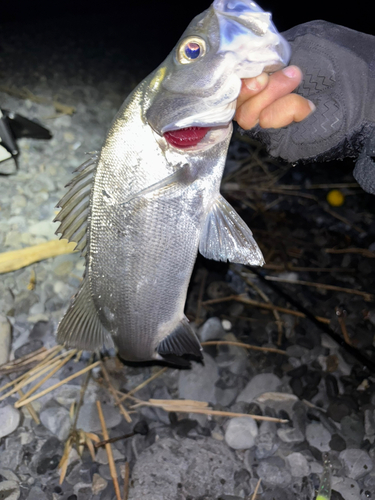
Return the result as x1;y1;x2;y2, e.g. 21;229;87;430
163;126;211;148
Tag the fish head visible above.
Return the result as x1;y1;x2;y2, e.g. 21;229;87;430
146;0;290;151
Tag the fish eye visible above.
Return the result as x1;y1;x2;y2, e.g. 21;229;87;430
177;36;206;64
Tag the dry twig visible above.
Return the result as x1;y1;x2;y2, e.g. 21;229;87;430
202;294;330;324
201;340;286;355
326;247;375;258
264;276;374;301
123;462;130;500
251;478;262;500
100;361;132;423
117;367;168;404
96;401;122;500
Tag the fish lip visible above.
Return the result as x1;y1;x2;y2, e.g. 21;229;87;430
162;123;232;151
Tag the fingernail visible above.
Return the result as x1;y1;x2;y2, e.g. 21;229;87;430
308;100;316;113
244;72;268;91
282;66;298;78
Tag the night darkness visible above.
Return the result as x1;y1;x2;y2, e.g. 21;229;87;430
0;0;372;69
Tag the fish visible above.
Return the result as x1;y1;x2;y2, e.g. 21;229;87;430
55;0;290;365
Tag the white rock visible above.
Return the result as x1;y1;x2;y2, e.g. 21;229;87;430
0;405;21;438
0;480;20;500
286;452;310;477
225;416;258;450
40;406;71;441
331;477;360;500
0;315;11;365
178;353;219;404
305;422;331;452
236;373;282;403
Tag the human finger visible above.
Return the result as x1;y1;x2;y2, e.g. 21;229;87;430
259;93;315;128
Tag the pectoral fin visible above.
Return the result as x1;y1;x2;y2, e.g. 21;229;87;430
121;163;191;204
157;318;203;365
199;195;265;266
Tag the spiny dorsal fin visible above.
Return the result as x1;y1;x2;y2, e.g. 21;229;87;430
54;153;98;256
199;195;265;266
157;318;202;362
57;277;113;351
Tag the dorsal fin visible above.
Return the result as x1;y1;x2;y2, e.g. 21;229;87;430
54;153;98;256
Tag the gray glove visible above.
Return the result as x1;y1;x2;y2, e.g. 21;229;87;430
245;20;375;194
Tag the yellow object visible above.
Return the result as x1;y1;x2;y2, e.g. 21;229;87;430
327;189;345;207
0;239;77;274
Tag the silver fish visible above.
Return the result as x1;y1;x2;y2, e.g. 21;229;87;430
55;0;290;364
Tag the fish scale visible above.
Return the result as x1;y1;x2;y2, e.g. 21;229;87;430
56;0;290;364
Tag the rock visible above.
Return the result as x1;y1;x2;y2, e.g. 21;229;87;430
26;487;48;500
0;481;20;500
40;406;71;441
76;403;122;432
305;422;331;452
331;477;360;500
255;392;298;415
29;219;56;238
339;449;373;480
254;422;279;459
286;452;310;477
129;437;239;500
330;434;347;452
340;415;365;448
92;473;108;495
178;353;219;404
55;383;98;408
95;446;125;464
0;405;21;438
277;427;305;444
225;417;258;450
14;340;43;359
236;374;282;403
0;469;19;482
0;314;11;365
257;457;292;488
198;317;226;342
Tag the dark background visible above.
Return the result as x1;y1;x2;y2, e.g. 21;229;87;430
0;0;372;64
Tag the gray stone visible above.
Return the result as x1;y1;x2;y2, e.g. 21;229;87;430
286;452;310;477
0;405;21;438
0;481;20;500
0;314;12;365
255;392;298;415
129;437;239;500
55;382;98;408
0;469;19;482
92;473;108;495
225;417;258;450
40;406;71;441
178;353;219;404
236;373;282;403
26;486;48;500
341;414;365;448
257;457;292;488
95;446;125;464
76;403;122;432
305;422;331;452
339;449;373;480
331;477;360;500
277;427;305;444
0;441;23;470
198;317;226;342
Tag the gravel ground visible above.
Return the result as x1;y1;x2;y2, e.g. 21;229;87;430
1;16;375;500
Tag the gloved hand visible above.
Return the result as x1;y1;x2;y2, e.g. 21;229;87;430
244;21;375;194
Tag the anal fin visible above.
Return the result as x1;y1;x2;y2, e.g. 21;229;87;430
157;318;202;363
57;278;113;352
199;195;265;266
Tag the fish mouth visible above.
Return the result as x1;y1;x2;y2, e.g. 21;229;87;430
163;126;211;149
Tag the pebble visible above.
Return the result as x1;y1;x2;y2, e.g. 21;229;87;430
0;481;20;500
40;406;71;441
340;414;365;447
0;405;21;438
92;473;108;495
198;317;226;342
286;452;310;477
225;417;258;450
236;373;282;403
76;403;122;432
129;437;239;500
178;353;219;404
331;477;360;500
339;449;373;480
257;457;292;488
0;314;12;365
305;422;331;451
